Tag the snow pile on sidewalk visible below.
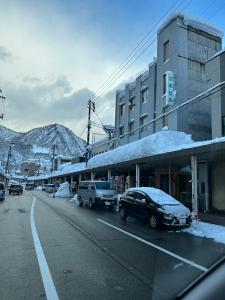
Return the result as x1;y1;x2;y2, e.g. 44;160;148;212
55;182;70;198
182;221;225;244
88;130;193;168
35;186;43;191
69;194;79;204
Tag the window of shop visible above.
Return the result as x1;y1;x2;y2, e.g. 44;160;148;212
140;115;148;132
163;40;169;62
119;126;124;136
120;103;125;116
129;97;135;110
222;116;225;136
141;89;149;104
129;120;135;135
163;73;166;95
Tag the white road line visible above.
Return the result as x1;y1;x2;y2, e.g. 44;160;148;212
97;218;208;273
30;197;59;300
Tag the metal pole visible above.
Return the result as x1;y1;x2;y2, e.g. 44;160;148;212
87;100;91;145
168;165;172;195
108;169;111;181
5;145;12;174
136;164;140;187
191;155;198;215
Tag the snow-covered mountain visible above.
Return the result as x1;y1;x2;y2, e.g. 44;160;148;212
0;125;21;142
0;124;86;169
16;124;85;156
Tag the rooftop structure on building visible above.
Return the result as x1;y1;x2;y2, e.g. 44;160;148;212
115;13;224;147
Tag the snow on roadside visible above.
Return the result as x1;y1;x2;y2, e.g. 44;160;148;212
35;186;43;191
55;182;71;198
69;194;78;204
182;221;225;244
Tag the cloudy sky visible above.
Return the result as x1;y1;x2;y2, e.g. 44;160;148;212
0;0;225;140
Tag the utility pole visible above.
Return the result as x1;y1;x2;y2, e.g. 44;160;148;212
0;89;6;119
5;141;15;174
51;144;57;172
87;99;95;145
85;99;95;166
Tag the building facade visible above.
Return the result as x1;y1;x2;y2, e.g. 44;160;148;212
115;13;223;146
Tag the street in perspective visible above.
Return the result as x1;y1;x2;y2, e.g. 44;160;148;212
1;1;225;299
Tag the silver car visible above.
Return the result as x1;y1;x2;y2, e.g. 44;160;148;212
77;181;117;209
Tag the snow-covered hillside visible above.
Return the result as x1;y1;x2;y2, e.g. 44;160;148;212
0;124;86;168
17;124;85;156
0;125;21;141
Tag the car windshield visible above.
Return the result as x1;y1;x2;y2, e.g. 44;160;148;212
1;2;225;300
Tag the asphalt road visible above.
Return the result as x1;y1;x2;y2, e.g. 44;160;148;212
1;190;225;300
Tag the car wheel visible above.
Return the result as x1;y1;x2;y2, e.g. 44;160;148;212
149;214;159;229
119;207;127;220
89;199;94;209
78;197;83;207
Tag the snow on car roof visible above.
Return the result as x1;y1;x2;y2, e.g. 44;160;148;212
128;187;180;206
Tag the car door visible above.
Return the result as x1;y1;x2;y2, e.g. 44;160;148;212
124;191;136;216
133;192;149;221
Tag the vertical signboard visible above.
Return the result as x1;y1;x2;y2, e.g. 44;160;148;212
166;71;176;106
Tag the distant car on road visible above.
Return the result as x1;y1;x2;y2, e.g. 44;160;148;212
0;182;5;201
25;183;34;190
77;181;118;209
45;184;57;194
8;183;23;195
119;187;192;229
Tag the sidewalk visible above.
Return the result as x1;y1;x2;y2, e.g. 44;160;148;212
199;212;225;227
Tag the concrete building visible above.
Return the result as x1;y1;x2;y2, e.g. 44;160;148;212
115;13;223;146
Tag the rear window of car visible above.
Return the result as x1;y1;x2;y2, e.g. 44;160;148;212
95;182;111;190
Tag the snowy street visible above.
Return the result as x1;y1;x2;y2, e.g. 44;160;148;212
1;191;225;300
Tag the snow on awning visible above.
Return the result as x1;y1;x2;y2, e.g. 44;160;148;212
88;130;193;169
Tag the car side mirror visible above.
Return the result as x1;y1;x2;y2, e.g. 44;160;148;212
141;198;146;204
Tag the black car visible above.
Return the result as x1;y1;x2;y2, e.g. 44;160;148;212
25;183;34;190
0;182;5;201
8;183;23;195
119;187;192;229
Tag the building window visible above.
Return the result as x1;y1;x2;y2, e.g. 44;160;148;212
163;40;169;62
162;107;168;127
140;115;148;132
129;121;135;135
129;97;135;110
222;116;225;136
163;73;166;95
119;126;124;136
120;103;125;116
141;89;149;104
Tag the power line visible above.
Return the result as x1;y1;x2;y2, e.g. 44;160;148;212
93;0;193;100
93;0;186;98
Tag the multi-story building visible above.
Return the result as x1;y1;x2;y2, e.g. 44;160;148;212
115;13;223;146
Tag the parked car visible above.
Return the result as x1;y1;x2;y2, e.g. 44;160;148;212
8;183;23;195
0;182;5;201
25;183;34;190
45;184;57;193
77;181;118;209
119;187;192;229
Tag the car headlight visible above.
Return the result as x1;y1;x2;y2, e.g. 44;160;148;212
163;214;174;220
97;193;103;198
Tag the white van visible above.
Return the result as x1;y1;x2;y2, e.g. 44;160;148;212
77;181;117;209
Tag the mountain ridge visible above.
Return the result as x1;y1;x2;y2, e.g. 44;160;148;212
0;123;86;171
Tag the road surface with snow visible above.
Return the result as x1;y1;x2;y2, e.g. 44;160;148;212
1;190;225;300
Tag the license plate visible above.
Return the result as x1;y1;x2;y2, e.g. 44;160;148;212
105;201;110;206
179;219;186;225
